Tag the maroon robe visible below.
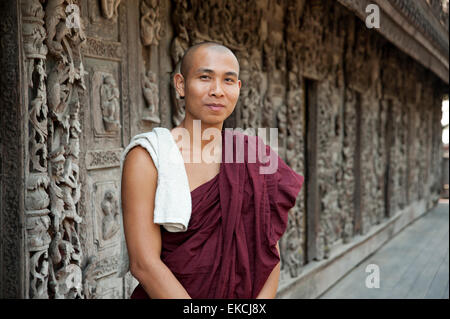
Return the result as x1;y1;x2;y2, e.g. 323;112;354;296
130;129;304;299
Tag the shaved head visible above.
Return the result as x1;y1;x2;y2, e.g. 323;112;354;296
172;41;242;126
180;42;239;78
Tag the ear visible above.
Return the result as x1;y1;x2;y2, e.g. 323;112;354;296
174;73;185;98
238;79;242;89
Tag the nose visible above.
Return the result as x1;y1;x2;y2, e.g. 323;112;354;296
209;78;224;97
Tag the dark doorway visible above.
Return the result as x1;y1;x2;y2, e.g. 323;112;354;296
353;92;362;235
305;78;319;263
384;99;394;218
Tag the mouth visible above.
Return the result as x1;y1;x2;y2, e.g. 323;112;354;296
205;103;225;111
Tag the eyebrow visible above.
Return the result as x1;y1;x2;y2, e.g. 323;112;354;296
195;68;238;78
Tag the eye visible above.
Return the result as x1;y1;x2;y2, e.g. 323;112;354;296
200;75;211;80
225;78;235;83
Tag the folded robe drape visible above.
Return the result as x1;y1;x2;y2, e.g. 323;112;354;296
130;129;304;299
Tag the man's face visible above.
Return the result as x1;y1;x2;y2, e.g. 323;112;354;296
178;47;241;125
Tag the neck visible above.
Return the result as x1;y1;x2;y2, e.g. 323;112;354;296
177;115;223;164
180;116;223;147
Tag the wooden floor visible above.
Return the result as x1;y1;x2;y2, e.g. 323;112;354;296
319;200;449;299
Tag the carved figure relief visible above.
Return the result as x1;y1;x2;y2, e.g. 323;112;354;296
101;190;120;240
141;70;161;123
91;71;121;136
100;0;121;20
92;181;120;254
140;0;161;46
100;74;121;132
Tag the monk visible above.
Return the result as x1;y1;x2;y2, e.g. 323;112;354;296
121;42;304;299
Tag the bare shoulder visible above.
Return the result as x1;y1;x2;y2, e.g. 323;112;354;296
122;146;157;193
123;145;157;173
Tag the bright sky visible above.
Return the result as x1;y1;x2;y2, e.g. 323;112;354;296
442;99;449;145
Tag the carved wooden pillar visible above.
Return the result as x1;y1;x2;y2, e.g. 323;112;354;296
22;0;51;299
9;0;89;299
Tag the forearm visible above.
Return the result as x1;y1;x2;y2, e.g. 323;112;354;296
132;258;192;299
256;241;281;299
256;261;280;299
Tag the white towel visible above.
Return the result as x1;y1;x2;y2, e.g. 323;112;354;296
118;127;192;277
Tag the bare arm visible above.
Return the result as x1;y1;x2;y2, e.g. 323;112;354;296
255;241;281;299
121;146;191;299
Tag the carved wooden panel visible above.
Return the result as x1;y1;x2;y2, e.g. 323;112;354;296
78;0;132;299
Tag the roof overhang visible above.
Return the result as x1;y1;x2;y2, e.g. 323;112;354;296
338;0;449;84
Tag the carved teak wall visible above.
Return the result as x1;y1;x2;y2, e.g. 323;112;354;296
0;0;447;298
